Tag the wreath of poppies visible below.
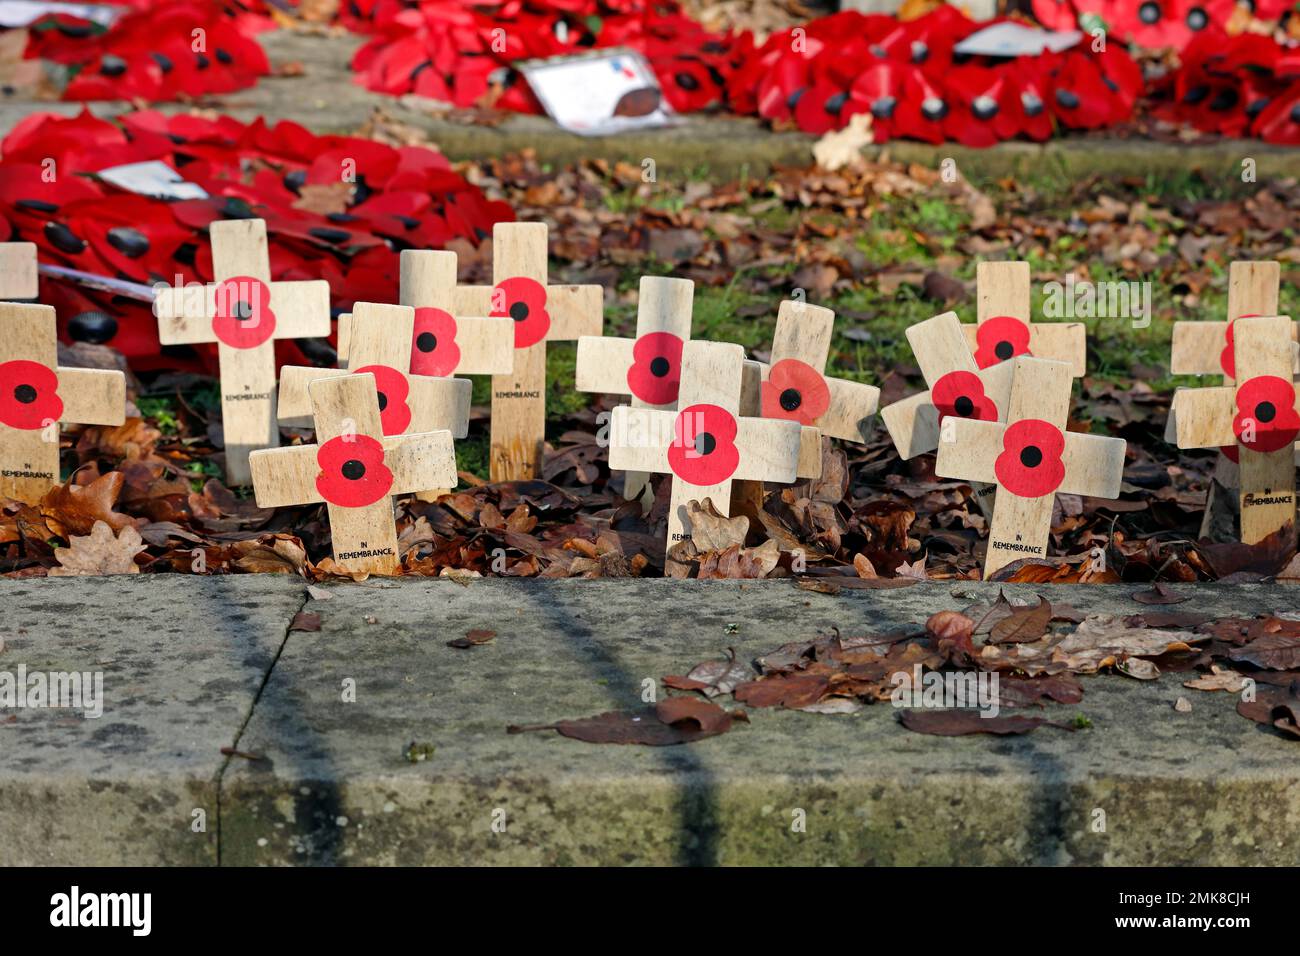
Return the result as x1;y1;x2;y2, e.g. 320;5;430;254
315;434;395;508
211;276;277;350
492;276;552;349
410;308;462;377
0;110;512;374
930;370;998;423
0;360;63;431
353;364;413;435
760;359;830;427
626;331;684;406
667;402;740;486
994;418;1067;498
1232;375;1300;454
974;316;1033;369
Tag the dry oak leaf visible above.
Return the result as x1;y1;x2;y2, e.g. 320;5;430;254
980;614;1206;676
812;111;873;172
41;471;135;538
49;521;145;576
1228;618;1300;670
1184;666;1248;693
684;498;750;552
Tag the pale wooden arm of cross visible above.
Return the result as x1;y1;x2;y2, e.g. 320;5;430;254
0;242;38;300
252;432;457;507
609;406;804;484
937;418;1126;499
154;280;331;344
336;311;513;374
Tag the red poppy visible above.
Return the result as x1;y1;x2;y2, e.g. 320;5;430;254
761;358;831;426
892;70;950;145
315;434;395;508
626;331;684;406
1218;314;1264;379
0;360;63;430
491;276;551;349
1254;86;1300;146
212;275;277;350
668;403;741;486
793;78;851;135
844;61;906;142
409;307;461;377
352;364;412;435
995;418;1067;498
974;315;1032;368
931;370;998;423
1232;375;1300;454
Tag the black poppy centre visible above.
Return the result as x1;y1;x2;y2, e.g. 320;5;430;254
953;395;975;417
1256;401;1277;423
650;356;671;377
695;432;717;456
510;301;530;322
234;300;256;322
14;384;37;405
1020;445;1044;469
376;391;389;411
779;387;802;412
341;459;367;480
416;332;437;352
994;340;1015;360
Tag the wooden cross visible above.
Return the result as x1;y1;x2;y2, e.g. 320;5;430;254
450;222;603;482
575;275;694;505
278;302;471;440
249;373;457;576
335;249;515;377
1165;261;1295;475
153;219;331;486
935;356;1126;579
608;340;819;549
0;303;126;504
742;300;881;443
1;242;38;300
1172;315;1299;545
961;262;1086;376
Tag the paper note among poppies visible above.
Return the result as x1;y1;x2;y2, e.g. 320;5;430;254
518;48;677;135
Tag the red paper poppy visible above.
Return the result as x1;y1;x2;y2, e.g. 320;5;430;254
315;434;394;508
974;315;1032;368
930;370;998;424
409;307;461;377
0;360;63;430
1218;314;1265;379
212;275;277;350
353;364;412;435
491;276;551;349
1232;375;1300;454
1254;86;1300;146
761;358;831;426
995;418;1067;498
668;402;741;486
626;331;684;406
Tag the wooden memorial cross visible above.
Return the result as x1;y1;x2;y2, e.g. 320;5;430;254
0;303;126;503
961;262;1086;376
575;275;694;505
1165;261;1293;464
451;222;603;482
335;249;515;378
250;373;457;576
608;340;819;549
1171;315;1300;545
935;356;1126;579
153;219;330;486
278;302;471;440
1;242;38;300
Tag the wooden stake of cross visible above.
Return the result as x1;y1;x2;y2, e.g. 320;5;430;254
249;373;457;576
575;275;694;506
935;356;1126;579
0;303;126;503
608;340;820;549
1172;315;1299;546
153;219;331;486
0;242;38;300
961;262;1086;376
278;302;471;439
335;249;515;376
450;222;603;482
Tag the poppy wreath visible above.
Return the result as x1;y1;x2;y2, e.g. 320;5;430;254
212;276;277;350
315;434;395;509
994;418;1067;498
1232;375;1300;454
761;359;831;427
930;370;998;424
626;331;684;406
667;402;741;486
973;316;1033;369
0;110;513;375
491;276;552;349
410;308;462;377
0;360;63;431
352;364;413;435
